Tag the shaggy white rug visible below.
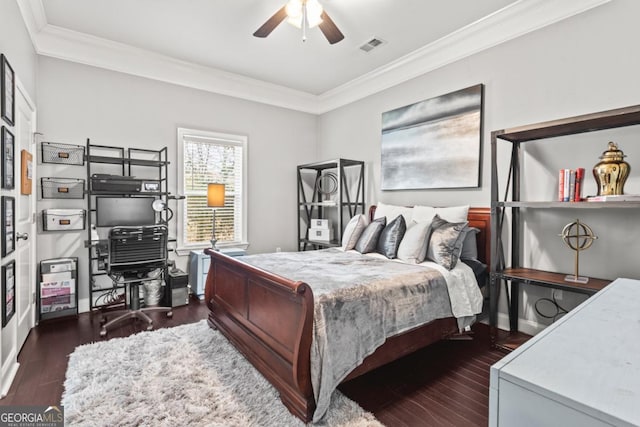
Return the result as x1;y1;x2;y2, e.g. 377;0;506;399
62;320;383;427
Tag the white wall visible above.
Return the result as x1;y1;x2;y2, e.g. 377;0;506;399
0;1;37;100
36;57;317;312
0;0;38;396
318;0;640;334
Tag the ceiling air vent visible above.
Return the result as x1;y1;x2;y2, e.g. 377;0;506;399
359;37;386;53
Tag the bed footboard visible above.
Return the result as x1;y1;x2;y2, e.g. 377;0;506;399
204;249;316;421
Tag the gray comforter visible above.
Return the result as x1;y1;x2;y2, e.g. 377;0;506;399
240;248;482;422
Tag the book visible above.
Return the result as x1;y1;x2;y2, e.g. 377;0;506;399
558;169;565;202
586;194;640;202
574;168;585;201
568;170;576;202
563;169;570;202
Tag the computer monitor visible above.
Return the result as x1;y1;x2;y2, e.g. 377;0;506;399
96;197;156;227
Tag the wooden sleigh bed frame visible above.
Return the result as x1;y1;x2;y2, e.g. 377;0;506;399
205;206;490;422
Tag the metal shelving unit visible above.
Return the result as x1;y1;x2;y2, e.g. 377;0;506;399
297;159;365;251
490;104;640;350
85;140;171;311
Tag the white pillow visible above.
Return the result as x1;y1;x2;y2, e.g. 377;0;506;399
374;201;413;224
341;214;369;250
413;205;469;223
397;221;431;264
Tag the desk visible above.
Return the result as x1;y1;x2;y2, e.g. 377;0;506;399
489;278;640;427
188;248;246;299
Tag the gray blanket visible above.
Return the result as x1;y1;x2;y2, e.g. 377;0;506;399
240;248;479;422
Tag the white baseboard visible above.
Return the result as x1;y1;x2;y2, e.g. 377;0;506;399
495;312;546;336
79;298;90;314
0;355;19;398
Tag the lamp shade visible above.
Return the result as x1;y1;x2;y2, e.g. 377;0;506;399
207;183;226;207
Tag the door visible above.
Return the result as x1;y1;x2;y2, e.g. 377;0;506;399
14;79;36;350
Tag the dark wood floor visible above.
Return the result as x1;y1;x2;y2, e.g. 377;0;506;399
0;298;506;426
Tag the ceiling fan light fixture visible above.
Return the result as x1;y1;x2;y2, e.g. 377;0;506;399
286;0;323;29
306;0;324;28
253;0;342;44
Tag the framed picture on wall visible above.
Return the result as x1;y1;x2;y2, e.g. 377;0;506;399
21;149;33;195
1;54;14;127
2;196;15;257
2;126;14;189
2;260;15;327
381;84;484;190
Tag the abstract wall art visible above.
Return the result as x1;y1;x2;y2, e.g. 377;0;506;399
381;84;483;190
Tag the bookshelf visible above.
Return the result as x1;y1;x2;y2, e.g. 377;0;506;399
490;104;640;350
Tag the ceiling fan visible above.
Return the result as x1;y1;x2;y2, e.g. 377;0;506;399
253;0;344;44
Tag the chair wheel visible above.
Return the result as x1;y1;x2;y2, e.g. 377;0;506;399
100;329;107;337
166;311;173;318
146;324;153;331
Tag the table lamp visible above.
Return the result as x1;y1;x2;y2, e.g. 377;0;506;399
207;183;225;249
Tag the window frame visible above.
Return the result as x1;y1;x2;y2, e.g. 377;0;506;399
176;127;248;251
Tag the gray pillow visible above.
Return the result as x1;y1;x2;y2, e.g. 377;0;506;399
460;226;480;260
426;214;468;270
376;215;407;259
355;217;386;254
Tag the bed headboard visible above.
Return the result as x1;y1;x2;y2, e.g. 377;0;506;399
368;205;491;270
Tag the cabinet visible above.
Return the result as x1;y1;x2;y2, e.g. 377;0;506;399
85;141;170;311
188;248;246;299
489;278;640;427
297;159;365;251
489;104;640;350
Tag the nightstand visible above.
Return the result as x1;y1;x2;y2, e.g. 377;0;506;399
188;248;246;299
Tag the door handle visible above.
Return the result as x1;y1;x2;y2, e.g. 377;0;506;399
16;232;29;241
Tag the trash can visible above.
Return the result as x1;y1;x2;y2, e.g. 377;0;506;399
167;269;189;307
143;278;164;307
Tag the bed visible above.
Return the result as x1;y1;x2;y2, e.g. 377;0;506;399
204;206;490;422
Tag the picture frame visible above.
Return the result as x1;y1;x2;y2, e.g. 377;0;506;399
381;84;484;190
2;260;15;327
20;149;32;195
2;196;15;257
2;126;14;189
1;54;14;127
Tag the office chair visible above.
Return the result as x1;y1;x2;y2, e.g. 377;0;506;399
100;225;173;337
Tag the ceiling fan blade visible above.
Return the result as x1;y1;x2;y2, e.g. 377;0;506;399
318;11;344;44
253;6;288;38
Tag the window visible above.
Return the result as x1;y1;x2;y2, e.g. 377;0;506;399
177;128;247;249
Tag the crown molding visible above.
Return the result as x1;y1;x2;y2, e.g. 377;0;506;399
33;24;319;113
15;0;47;49
315;0;612;113
18;0;611;115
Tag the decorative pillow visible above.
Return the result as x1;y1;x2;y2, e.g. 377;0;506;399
461;258;488;287
342;214;369;250
373;201;413;224
397;221;431;263
413;205;469;223
426;214;469;270
376;215;407;259
460;226;480;260
355;217;386;254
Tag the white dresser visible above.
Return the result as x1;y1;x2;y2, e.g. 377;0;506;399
489;278;640;427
